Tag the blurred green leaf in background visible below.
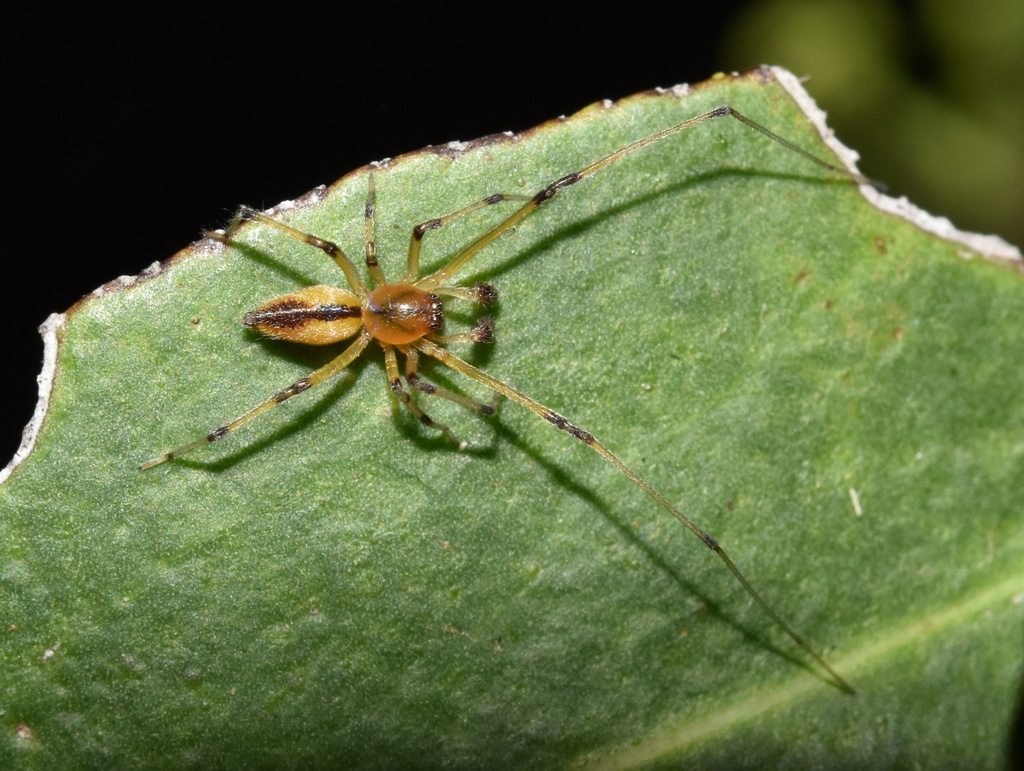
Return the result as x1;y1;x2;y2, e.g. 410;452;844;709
721;0;1024;248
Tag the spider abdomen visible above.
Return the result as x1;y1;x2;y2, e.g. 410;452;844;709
243;285;362;345
363;283;443;345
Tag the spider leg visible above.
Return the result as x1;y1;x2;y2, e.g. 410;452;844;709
402;192;531;282
383;346;465;449
413;337;853;693
416;106;874;291
404;348;500;416
209;205;369;297
363;174;386;286
141;330;373;469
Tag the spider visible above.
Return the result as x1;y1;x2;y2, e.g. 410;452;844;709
142;104;872;692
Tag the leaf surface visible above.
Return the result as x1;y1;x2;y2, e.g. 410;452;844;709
2;68;1022;769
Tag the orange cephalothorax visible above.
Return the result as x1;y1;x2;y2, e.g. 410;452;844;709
243;285;363;345
363;283;443;345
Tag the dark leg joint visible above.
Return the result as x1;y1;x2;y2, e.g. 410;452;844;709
311;238;340;257
544;411;594;444
407;374;436;394
534;185;558;205
545;412;567;430
486;393;502;414
701;533;720;551
207;426;230;443
413;218;443;239
569;425;594;443
274;377;311;403
553;171;583;189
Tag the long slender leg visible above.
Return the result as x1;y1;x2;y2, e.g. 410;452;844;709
382;346;464;448
404;348;499;415
414;337;853;692
363;175;387;286
210;205;368;297
402;193;532;282
141;331;373;469
416;107;875;292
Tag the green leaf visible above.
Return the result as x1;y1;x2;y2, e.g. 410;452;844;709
2;67;1022;768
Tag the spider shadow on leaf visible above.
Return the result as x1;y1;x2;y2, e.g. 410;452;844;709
489;412;824;686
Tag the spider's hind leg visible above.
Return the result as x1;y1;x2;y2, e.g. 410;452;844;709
405;348;501;417
383;346;465;449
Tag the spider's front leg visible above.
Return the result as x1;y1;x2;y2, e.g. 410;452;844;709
207;205;369;297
